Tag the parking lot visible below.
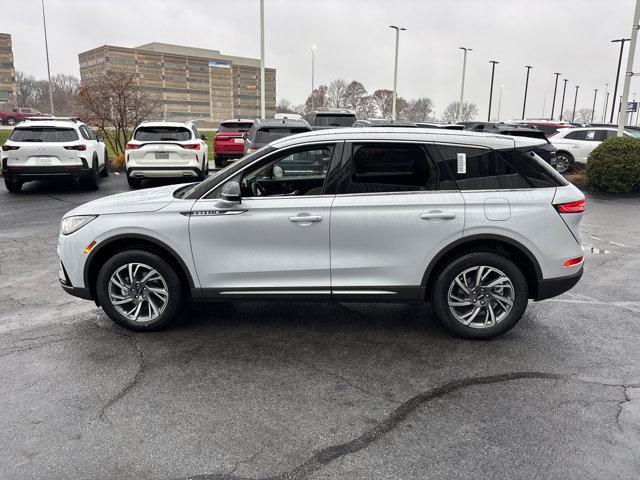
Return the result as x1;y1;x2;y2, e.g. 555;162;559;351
1;176;639;479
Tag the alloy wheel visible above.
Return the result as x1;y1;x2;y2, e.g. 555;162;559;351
108;262;169;322
447;265;515;329
555;154;571;173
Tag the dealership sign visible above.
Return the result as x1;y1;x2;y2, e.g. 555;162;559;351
626;101;638;113
208;60;231;69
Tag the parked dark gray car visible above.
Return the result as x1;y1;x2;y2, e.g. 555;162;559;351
243;118;312;154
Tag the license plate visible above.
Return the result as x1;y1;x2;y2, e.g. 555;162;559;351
155;152;169;159
35;157;51;165
234;138;244;144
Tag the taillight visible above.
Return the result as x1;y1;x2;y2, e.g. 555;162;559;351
563;256;584;268
2;145;19;151
181;143;201;150
64;144;87;151
125;143;141;150
555;200;585;214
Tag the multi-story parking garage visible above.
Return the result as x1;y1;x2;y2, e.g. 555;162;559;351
0;33;16;109
78;42;276;126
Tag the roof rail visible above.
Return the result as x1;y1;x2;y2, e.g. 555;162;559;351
24;116;82;122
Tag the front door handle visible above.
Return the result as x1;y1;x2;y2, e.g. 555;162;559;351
420;212;456;220
289;215;322;223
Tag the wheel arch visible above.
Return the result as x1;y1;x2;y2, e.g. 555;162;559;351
421;234;542;301
84;233;196;305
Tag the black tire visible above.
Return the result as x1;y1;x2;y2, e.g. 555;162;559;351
96;250;184;331
554;151;574;173
214;156;225;169
431;252;529;340
100;150;109;177
4;176;23;193
85;158;100;190
127;174;142;189
6;118;16;126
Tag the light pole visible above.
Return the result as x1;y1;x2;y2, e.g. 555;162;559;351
542;93;547;118
497;84;504;122
259;0;265;119
458;47;472;122
617;0;640;136
487;60;499;121
311;44;316;110
602;83;610;122
41;0;54;115
522;65;532;120
559;78;568;120
591;89;598;123
389;26;406;121
550;72;561;120
572;85;579;122
610;38;630;123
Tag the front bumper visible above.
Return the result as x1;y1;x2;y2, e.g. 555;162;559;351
59;261;93;300
535;267;583;300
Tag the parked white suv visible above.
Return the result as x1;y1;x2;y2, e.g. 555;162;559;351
125;121;209;189
2;117;108;192
58;128;585;339
550;126;640;171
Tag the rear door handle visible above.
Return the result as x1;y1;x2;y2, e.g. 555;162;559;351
420;212;456;220
289;215;322;223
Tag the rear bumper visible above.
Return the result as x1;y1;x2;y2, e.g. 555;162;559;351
126;166;202;178
214;152;244;160
2;164;94;182
535;267;583;300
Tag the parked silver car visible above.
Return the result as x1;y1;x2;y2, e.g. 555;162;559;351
58;128;585;339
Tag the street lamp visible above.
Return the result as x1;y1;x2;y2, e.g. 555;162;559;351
550;72;561;120
497;84;504;122
487;60;499;121
602;83;610;122
459;47;472;122
617;0;640;136
389;25;406;121
522;65;532;120
591;89;598;123
542;93;547;118
610;38;630;123
311;44;316;110
572;85;579;122
559;78;568;121
259;0;265;119
41;0;54;115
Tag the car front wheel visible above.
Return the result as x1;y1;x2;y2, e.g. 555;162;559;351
96;250;184;331
431;252;529;339
555;152;574;173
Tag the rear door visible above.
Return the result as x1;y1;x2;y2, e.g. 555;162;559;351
329;141;465;300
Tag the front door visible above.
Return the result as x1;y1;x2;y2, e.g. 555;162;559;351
189;143;339;299
330;142;465;300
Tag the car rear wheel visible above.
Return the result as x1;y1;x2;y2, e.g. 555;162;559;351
4;176;23;193
431;252;529;339
555;152;574;173
84;158;100;190
99;150;109;177
127;174;142;189
96;250;184;331
214;156;225;169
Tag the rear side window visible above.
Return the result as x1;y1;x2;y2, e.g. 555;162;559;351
9;127;78;143
134;126;192;142
254;127;309;144
347;143;438;193
218;122;253;132
501;149;567;187
437;145;531;190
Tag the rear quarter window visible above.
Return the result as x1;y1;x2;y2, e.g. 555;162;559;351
134;126;192;142
9;127;78;143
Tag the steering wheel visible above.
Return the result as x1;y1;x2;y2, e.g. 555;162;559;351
251;181;266;197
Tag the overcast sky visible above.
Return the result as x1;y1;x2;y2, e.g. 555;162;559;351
3;0;640;121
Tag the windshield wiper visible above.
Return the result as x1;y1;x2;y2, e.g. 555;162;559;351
20;139;44;142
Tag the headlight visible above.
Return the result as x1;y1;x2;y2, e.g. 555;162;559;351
61;215;97;235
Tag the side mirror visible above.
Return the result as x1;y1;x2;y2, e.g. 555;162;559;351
220;180;241;203
201;134;207;141
96;135;104;142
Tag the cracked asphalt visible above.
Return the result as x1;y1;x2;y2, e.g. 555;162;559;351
1;176;640;480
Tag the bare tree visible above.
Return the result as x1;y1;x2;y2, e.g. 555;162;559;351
370;89;408;119
76;70;161;156
326;78;348;108
574;108;594;124
443;101;478;122
304;84;328;113
13;71;79;115
276;98;294;113
404;97;435;122
357;95;378;119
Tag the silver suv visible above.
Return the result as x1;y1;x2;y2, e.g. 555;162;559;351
57;128;585;339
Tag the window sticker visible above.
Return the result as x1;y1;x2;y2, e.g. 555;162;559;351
457;153;467;174
586;130;596;140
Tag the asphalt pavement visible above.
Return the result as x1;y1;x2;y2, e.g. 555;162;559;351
1;174;639;480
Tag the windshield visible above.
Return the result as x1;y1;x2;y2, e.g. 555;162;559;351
9;127;78;143
254;127;310;144
218;122;253;133
134;126;192;142
314;115;356;127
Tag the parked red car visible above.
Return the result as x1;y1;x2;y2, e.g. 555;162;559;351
213;119;254;168
0;107;51;126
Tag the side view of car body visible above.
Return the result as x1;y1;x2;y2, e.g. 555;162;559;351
550;126;640;171
243;118;311;154
125;121;209;189
58;128;585;339
2;117;108;192
0;107;50;126
213;119;254;168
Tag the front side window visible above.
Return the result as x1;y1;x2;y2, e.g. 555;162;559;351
238;145;335;197
347;143;438;193
9;127;78;143
133;126;192;142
